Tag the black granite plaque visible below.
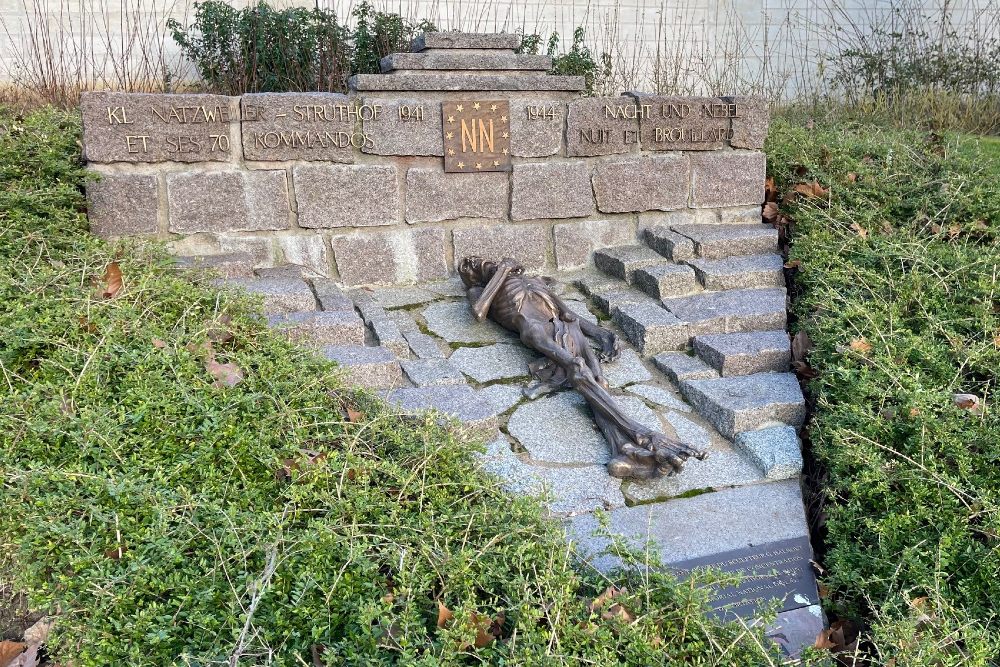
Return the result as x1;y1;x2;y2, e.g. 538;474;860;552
670;536;819;619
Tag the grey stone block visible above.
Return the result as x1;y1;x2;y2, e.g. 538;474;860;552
689;152;766;208
569;478;810;566
651;352;719;383
324;345;402;389
603;348;652;388
412;31;521;50
612;301;689;354
389;309;421;332
294;164;399;228
422;300;517;344
735;426;803;480
563;299;598;324
86;173;159;237
81;91;238;163
508;100;565;157
349;73;585;92
687;254;785;290
593;245;665;282
174;253;256;278
477;384;524;414
255;265;310;280
331;227;448;286
381;52;551;72
566;97;640;157
222;277;316;313
671;223;778;259
267;310;365;346
403;330;445;359
361;98;443;156
628;94;732;151
167;170;289;233
662;288;787;335
405;168;508;223
311;279;356;312
766;605;825;659
591;289;657;317
593;155;689;213
352;294;410;358
692;330;791;376
452;223;548;271
572;269;622;297
401;358;467;386
511;162;595;221
277;235;330;277
625;383;691;412
680;373;806;439
382;384;497;436
241;92;355;162
424;277;468;297
449;343;538;382
554;219;637;270
720;206;764;225
642;226;695;262
632;263;699;299
372;286;437;309
726;96;770;150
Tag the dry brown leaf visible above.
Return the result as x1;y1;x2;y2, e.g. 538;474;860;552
589;585;625;613
471;611;503;648
436;601;453;628
764;177;778;202
849;338;872;354
784;259;801;270
0;642;26;667
817;582;831;599
908;596;929;610
846;172;858;183
311;644;327;667
100;261;123;299
346;407;364;423
813;628;837;649
205;359;244;388
152;338;167;349
793;181;828;198
792;331;813;364
806;118;815;130
849;222;869;239
206;314;234;343
953;393;983;414
909;408;921;417
601;603;636;624
993;333;1000;348
792;360;819;380
948;224;961;239
762;201;779;222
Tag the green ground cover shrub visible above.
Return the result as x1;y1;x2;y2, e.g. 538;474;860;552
768;117;1000;664
0;107;785;665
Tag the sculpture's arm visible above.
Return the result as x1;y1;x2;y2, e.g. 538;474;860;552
471;260;517;322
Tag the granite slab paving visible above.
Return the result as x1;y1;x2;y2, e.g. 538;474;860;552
372;285;438;309
267;310;365;345
382;384;497;436
602;348;653;388
400;358;467;387
403;330;446;359
448;343;539;383
422;300;516;344
625;383;691;412
477;384;525;414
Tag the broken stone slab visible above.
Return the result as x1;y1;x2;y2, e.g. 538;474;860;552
448;343;539;383
400;358;467;387
592;155;688;213
85;173;159;238
593;245;665;282
734;425;803;480
632;263;699;299
623;412;766;502
642;226;695;262
411;31;522;51
692;330;791;376
267;310;365;346
370;286;438;309
382;384;497;437
220;277;317;313
323;345;403;389
651;352;720;383
662;287;787;335
353;298;410;358
480;437;626;515
380;52;551;72
389;310;420;333
687;254;785;291
403;330;446;359
625;383;691;413
477;384;524;414
680;372;806;440
569;478;810;567
311;279;356;312
508;392;661;465
671;223;778;259
602;348;652;388
349;73;585;92
422;301;516;344
611;301;689;355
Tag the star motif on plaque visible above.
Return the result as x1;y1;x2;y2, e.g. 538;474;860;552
441;100;512;174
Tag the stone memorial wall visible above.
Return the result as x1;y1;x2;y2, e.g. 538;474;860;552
81;30;768;286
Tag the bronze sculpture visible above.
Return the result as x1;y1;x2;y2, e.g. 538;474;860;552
459;256;706;479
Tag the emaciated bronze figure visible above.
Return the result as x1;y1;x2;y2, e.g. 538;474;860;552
459;256;706;479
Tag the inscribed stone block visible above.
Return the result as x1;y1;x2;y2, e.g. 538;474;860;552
628;95;734;151
566;97;640;157
240;92;356;162
362;98;443;156
508;100;564;157
725;96;770;150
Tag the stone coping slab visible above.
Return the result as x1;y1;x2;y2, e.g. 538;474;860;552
381;52;552;72
350;73;586;92
412;31;522;51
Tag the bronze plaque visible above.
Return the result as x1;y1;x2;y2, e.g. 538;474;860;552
442;100;511;173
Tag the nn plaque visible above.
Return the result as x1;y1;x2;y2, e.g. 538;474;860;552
442;100;512;173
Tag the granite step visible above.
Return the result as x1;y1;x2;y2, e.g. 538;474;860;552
267;311;365;346
381;52;551;73
671;223;779;260
611;301;689;355
175;252;256;278
381;384;498;438
651;352;719;383
220;277;318;313
593;245;666;283
686;254;785;291
311;279;357;312
642;226;695;262
323;345;403;389
692;330;791;376
632;262;699;299
679;372;805;440
351;292;410;358
734;425;803;480
662;287;787;336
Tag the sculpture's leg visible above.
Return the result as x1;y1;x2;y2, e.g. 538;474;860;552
578;318;622;362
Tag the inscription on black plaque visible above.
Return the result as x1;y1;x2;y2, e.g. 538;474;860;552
670;536;819;619
442;100;511;173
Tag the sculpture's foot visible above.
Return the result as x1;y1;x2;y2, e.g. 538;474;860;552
607;428;707;479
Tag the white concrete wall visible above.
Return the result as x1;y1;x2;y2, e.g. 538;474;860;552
1;0;993;97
